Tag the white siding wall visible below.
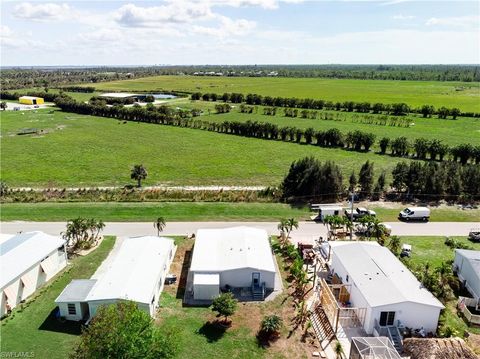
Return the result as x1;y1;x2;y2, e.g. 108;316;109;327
220;268;275;289
370;303;441;334
58;302;85;321
454;253;480;299
193;283;219;300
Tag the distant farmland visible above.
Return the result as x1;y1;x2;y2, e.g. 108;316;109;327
89;76;480;112
2;109;416;188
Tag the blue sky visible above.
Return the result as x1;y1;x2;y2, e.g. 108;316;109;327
1;0;478;66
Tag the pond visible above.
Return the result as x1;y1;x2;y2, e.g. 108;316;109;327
151;93;176;99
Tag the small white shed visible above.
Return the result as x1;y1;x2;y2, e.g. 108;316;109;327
188;227;276;301
193;274;220;300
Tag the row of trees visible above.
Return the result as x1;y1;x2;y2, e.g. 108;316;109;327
281;157;480;202
391;161;480;200
192;91;475;118
52;95;479;165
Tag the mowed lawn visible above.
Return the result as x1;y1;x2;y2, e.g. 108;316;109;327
90;76;480;112
0;236;116;359
2;109;416;187
2;202;480;222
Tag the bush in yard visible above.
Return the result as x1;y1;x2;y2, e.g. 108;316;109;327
259;315;283;340
211;292;238;324
71;301;179;359
62;217;105;253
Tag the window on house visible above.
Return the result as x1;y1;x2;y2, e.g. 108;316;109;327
67;303;76;315
379;311;395;326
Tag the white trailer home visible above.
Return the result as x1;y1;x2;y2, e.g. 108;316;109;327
453;249;480;300
187;227;277;301
329;242;444;335
1;232;67;316
56;236;176;321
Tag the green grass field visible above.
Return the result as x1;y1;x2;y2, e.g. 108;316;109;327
2;202;479;222
1;109;419;187
0;236;116;358
89;76;480;112
197;104;480;146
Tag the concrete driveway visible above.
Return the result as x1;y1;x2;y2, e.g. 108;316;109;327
1;221;478;238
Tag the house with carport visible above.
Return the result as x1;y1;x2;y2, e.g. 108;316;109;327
186;226;279;302
55;236;175;321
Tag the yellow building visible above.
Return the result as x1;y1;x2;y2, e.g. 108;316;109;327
19;96;44;105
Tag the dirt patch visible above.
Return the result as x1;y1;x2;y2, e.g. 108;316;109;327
466;333;480;355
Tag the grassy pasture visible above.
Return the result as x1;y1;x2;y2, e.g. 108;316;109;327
1;109;417;187
88;76;480;112
193;102;480;147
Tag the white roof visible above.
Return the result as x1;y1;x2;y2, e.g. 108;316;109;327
19;96;43;100
190;227;275;273
0;231;65;288
194;273;220;285
55;279;97;303
332;242;444;309
455;249;480;276
86;236;174;304
99;92;140;98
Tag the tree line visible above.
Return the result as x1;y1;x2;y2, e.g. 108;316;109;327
51;95;479;165
193;92;477;118
281;157;480;203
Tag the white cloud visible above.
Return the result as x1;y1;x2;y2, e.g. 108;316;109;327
393;14;415;20
426;15;479;28
114;2;214;27
192;16;256;37
12;2;73;22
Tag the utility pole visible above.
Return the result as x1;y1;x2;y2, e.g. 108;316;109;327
349;191;355;241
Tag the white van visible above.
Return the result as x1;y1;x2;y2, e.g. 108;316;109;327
398;207;430;222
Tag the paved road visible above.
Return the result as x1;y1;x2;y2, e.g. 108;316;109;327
1;221;477;239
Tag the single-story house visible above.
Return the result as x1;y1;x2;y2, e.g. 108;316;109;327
56;236;175;321
453;249;480;300
349;337;401;359
330;242;444;335
1;231;67;316
19;96;44;105
188;226;277;301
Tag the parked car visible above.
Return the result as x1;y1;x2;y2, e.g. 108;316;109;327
468;228;480;242
344;207;376;221
398;207;430;222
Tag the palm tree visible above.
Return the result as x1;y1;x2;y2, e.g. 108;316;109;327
388;236;401;256
334;341;344;359
153;217;166;236
277;218;299;244
130;164;147;187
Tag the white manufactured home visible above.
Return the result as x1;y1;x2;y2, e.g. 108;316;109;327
329;242;444;335
187;227;277;301
1;231;67;316
453;249;480;300
56;236;176;321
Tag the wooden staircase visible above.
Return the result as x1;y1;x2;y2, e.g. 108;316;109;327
309;305;335;343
